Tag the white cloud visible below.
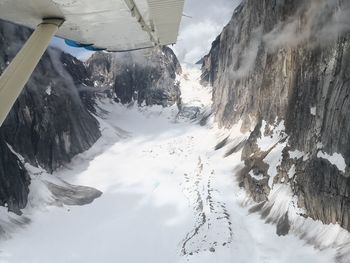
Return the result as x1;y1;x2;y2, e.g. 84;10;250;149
229;27;262;80
173;20;223;63
173;0;241;63
263;0;350;51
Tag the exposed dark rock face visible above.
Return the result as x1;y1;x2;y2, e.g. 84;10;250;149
1;48;101;174
0;20;101;212
0;132;29;214
200;35;221;87
203;0;350;231
0;20;183;214
61;52;97;113
87;47;182;107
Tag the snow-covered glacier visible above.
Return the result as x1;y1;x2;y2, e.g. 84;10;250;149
0;65;339;263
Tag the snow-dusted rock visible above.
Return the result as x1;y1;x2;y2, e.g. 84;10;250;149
87;47;182;107
201;0;350;233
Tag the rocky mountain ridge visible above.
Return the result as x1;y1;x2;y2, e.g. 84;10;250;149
202;0;350;236
87;47;181;107
0;19;181;214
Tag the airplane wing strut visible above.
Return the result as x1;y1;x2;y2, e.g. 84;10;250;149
0;18;64;125
0;0;184;126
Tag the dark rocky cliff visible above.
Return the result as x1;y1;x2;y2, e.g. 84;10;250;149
0;20;182;214
202;0;350;233
0;24;101;174
0;20;101;213
0;132;29;214
87;47;182;107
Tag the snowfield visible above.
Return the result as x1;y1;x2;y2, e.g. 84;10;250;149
0;65;338;263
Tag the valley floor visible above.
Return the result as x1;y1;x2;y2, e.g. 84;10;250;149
0;65;337;263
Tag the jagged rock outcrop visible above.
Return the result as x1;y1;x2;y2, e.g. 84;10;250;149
87;47;182;106
61;52;97;113
1;48;101;174
0;132;30;214
0;20;101;212
0;20;183;213
203;0;350;232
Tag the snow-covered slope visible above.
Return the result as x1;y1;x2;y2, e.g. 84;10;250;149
0;65;339;262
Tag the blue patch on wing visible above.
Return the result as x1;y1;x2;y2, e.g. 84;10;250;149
64;39;106;51
84;45;106;51
64;39;91;48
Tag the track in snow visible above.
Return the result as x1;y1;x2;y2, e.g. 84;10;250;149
181;156;233;256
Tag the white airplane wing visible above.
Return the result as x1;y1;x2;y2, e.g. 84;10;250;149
0;0;184;51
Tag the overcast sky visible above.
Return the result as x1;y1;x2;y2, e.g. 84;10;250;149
51;0;240;63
